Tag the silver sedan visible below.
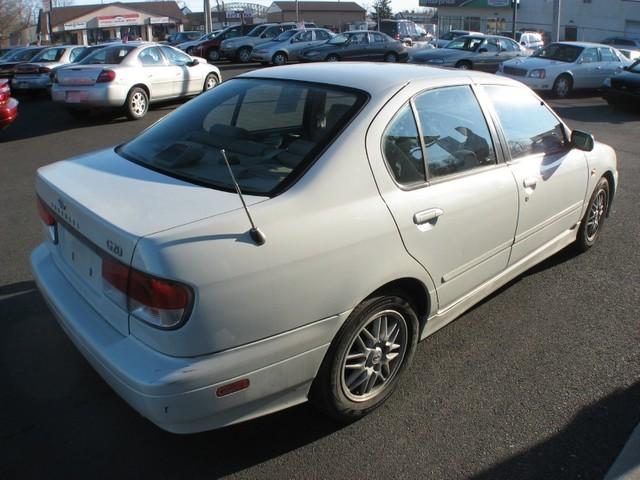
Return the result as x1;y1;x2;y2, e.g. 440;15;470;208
12;45;90;92
251;28;334;65
51;42;221;120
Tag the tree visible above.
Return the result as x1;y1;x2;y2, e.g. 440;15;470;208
0;0;37;39
370;0;392;23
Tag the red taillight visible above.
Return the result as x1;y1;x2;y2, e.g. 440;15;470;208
101;256;192;329
37;196;55;226
394;33;400;40
38;66;51;74
0;81;9;102
96;69;116;83
216;379;250;397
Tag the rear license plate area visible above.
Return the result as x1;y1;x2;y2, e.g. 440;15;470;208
66;91;89;103
58;226;102;293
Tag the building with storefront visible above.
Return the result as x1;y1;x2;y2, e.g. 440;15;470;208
266;1;367;32
38;1;187;45
421;0;640;42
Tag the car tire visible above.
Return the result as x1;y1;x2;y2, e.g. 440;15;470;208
575;176;610;252
272;51;288;66
326;54;340;62
553;74;573;98
384;52;398;63
455;60;472;70
310;294;419;422
207;49;220;62
124;87;148;120
67;108;91;120
237;47;252;63
202;73;218;92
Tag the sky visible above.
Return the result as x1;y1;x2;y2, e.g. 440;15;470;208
70;0;426;16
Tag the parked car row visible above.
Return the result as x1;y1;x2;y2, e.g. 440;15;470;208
0;42;221;121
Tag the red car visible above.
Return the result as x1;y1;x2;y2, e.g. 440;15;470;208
192;24;256;62
0;79;18;128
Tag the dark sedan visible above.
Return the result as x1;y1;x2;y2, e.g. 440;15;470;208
299;30;408;63
0;46;47;79
410;35;527;72
603;60;640;108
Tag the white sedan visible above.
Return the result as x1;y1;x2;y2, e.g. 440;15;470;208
497;41;631;97
32;63;617;433
51;42;221;120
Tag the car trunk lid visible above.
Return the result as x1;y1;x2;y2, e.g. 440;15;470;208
56;66;106;86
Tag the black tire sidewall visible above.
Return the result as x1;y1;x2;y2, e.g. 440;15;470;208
238;48;251;63
273;52;287;66
456;61;471;70
207;49;219;62
576;176;610;251
326;54;339;62
385;52;398;62
203;73;218;92
554;74;572;98
311;295;418;421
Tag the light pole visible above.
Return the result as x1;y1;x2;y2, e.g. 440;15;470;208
511;0;518;39
552;0;561;42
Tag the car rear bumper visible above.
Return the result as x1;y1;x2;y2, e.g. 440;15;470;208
0;97;18;128
51;83;128;108
31;244;339;433
12;74;50;90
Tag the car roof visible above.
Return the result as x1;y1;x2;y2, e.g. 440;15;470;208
240;62;520;95
553;41;615;48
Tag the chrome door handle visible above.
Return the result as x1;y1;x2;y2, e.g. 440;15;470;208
413;208;444;225
523;177;537;188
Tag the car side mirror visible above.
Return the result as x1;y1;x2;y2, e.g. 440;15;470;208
521;41;526;45
571;130;594;152
187;59;199;66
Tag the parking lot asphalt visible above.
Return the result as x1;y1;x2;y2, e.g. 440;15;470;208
1;69;639;479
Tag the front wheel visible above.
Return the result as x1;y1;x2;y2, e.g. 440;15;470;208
575;176;610;252
207;48;220;62
203;73;218;92
384;52;398;63
237;47;252;63
455;61;472;70
553;74;573;98
326;54;340;62
272;51;288;66
124;87;148;120
310;295;418;422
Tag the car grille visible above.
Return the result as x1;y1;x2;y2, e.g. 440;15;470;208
503;66;527;77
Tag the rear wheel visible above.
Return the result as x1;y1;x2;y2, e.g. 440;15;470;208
207;48;220;62
553;74;573;98
237;47;252;63
310;295;418;422
455;60;472;70
124;87;148;120
272;51;288;66
575;176;610;252
202;73;218;92
384;52;398;63
326;54;340;62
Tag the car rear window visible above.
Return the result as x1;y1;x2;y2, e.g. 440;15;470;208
117;78;367;196
80;45;135;65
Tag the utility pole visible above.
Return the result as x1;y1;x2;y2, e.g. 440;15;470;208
511;0;517;39
204;0;211;33
552;0;561;42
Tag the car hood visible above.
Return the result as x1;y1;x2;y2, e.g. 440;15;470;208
503;56;570;69
36;148;267;263
612;70;640;88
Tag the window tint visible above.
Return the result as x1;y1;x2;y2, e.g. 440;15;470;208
484;85;568;159
33;48;64;62
350;32;368;45
81;46;134;65
498;38;518;52
69;47;85;62
118;79;363;195
599;47;618;62
161;46;191;65
297;30;313;42
414;86;496;179
139;47;164;65
263;26;281;38
315;30;331;40
383;104;425;185
371;33;386;43
480;38;499;52
580;48;599;63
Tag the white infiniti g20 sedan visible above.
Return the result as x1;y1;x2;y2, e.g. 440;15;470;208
32;63;618;433
51;42;221;120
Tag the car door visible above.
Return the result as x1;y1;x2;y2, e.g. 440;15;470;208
475;38;502;72
367;84;519;310
138;46;174;99
344;32;369;60
160;46;199;96
290;30;315;58
497;38;524;64
368;32;388;60
598;46;626;81
572;47;602;89
481;84;589;265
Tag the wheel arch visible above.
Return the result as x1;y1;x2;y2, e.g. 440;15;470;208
455;59;473;69
602;170;616;216
128;83;150;100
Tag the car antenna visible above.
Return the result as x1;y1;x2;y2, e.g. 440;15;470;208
220;149;266;246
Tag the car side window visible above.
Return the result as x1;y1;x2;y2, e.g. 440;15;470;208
382;104;425;185
481;39;499;52
498;39;517;52
263;26;280;38
315;30;330;40
139;47;164;66
414;86;496;179
599;47;618;62
371;33;386;43
161;46;191;65
350;32;368;45
580;48;599;63
69;47;85;62
298;31;313;42
483;85;568;160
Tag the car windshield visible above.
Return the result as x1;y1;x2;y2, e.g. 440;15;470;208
446;37;484;51
532;43;583;62
117;78;366;196
329;33;349;45
247;25;268;37
80;45;136;64
630;61;640;73
276;30;298;41
31;47;65;62
2;48;29;61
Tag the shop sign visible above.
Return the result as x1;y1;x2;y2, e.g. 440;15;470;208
488;0;510;6
64;21;87;31
149;17;170;24
97;14;140;28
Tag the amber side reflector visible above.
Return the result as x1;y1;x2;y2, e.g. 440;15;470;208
216;379;250;397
